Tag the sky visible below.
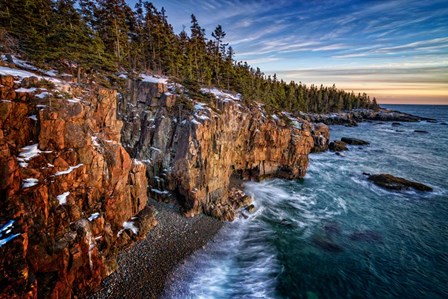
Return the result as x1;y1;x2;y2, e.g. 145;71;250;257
127;0;448;104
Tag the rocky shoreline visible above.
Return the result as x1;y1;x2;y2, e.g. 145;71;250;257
299;108;437;126
90;199;223;299
0;60;435;298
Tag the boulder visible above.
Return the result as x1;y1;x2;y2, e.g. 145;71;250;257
341;137;369;145
368;174;432;192
329;140;348;152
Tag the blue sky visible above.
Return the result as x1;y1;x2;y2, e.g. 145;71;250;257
127;0;448;104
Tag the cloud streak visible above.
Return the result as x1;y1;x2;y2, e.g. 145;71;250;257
129;0;448;104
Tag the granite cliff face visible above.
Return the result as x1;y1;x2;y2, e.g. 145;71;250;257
118;79;328;220
0;65;329;297
0;72;155;298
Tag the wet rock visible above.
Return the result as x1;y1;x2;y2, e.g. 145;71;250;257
440;122;447;126
414;130;429;134
341;137;369;145
392;122;401;126
329;140;348;152
368;173;432;192
349;230;383;242
310;123;330;152
246;204;256;214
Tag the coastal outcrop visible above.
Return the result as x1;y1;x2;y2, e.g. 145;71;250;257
0;72;155;298
118;80;325;219
300;108;436;126
1;65;329;297
341;137;369;145
367;174;433;192
329;140;348;152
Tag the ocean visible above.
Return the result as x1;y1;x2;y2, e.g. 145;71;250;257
164;105;448;299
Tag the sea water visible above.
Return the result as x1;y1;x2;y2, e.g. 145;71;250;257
164;105;448;299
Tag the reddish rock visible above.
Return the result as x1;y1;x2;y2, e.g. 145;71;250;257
0;75;153;298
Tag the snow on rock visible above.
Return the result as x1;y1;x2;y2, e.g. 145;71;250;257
151;188;170;195
200;87;241;101
0;220;21;248
194;102;207;111
91;136;100;148
15;87;37;93
0;66;61;83
139;74;168;84
88;213;100;222
0;66;37;79
54;164;84;176
28;115;38;121
22;178;38;188
35;92;50;99
67;98;81;103
56;192;70;205
44;70;58;76
118;221;139;236
17;144;52;167
118;73;128;79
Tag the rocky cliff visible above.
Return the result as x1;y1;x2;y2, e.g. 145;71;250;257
0;64;329;298
0;70;156;298
118;80;328;220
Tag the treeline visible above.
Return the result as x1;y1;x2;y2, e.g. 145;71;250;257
0;0;378;113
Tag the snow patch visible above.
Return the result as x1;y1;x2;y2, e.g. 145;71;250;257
118;221;139;236
88;213;100;222
17;144;51;167
15;87;37;93
28;115;37;121
56;192;70;205
67;98;81;103
200;88;241;101
194;102;207;111
139;74;168;84
54;164;84;176
0;220;21;248
22;178;38;188
151;188;170;195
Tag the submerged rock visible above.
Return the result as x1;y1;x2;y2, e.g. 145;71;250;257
329;140;348;152
349;230;383;242
368;173;432;192
414;130;429;134
323;221;342;236
392;122;401;126
312;236;343;252
341;137;369;145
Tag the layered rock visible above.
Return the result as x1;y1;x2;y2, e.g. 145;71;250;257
118;79;324;219
0;73;155;298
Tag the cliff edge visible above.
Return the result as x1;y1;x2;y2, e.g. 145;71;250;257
0;64;328;297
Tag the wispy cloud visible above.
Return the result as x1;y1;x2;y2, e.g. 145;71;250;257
144;0;448;103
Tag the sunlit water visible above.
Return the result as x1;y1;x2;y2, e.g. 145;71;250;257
164;105;448;299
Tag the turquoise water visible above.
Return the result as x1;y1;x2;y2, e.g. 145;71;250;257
165;105;448;299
